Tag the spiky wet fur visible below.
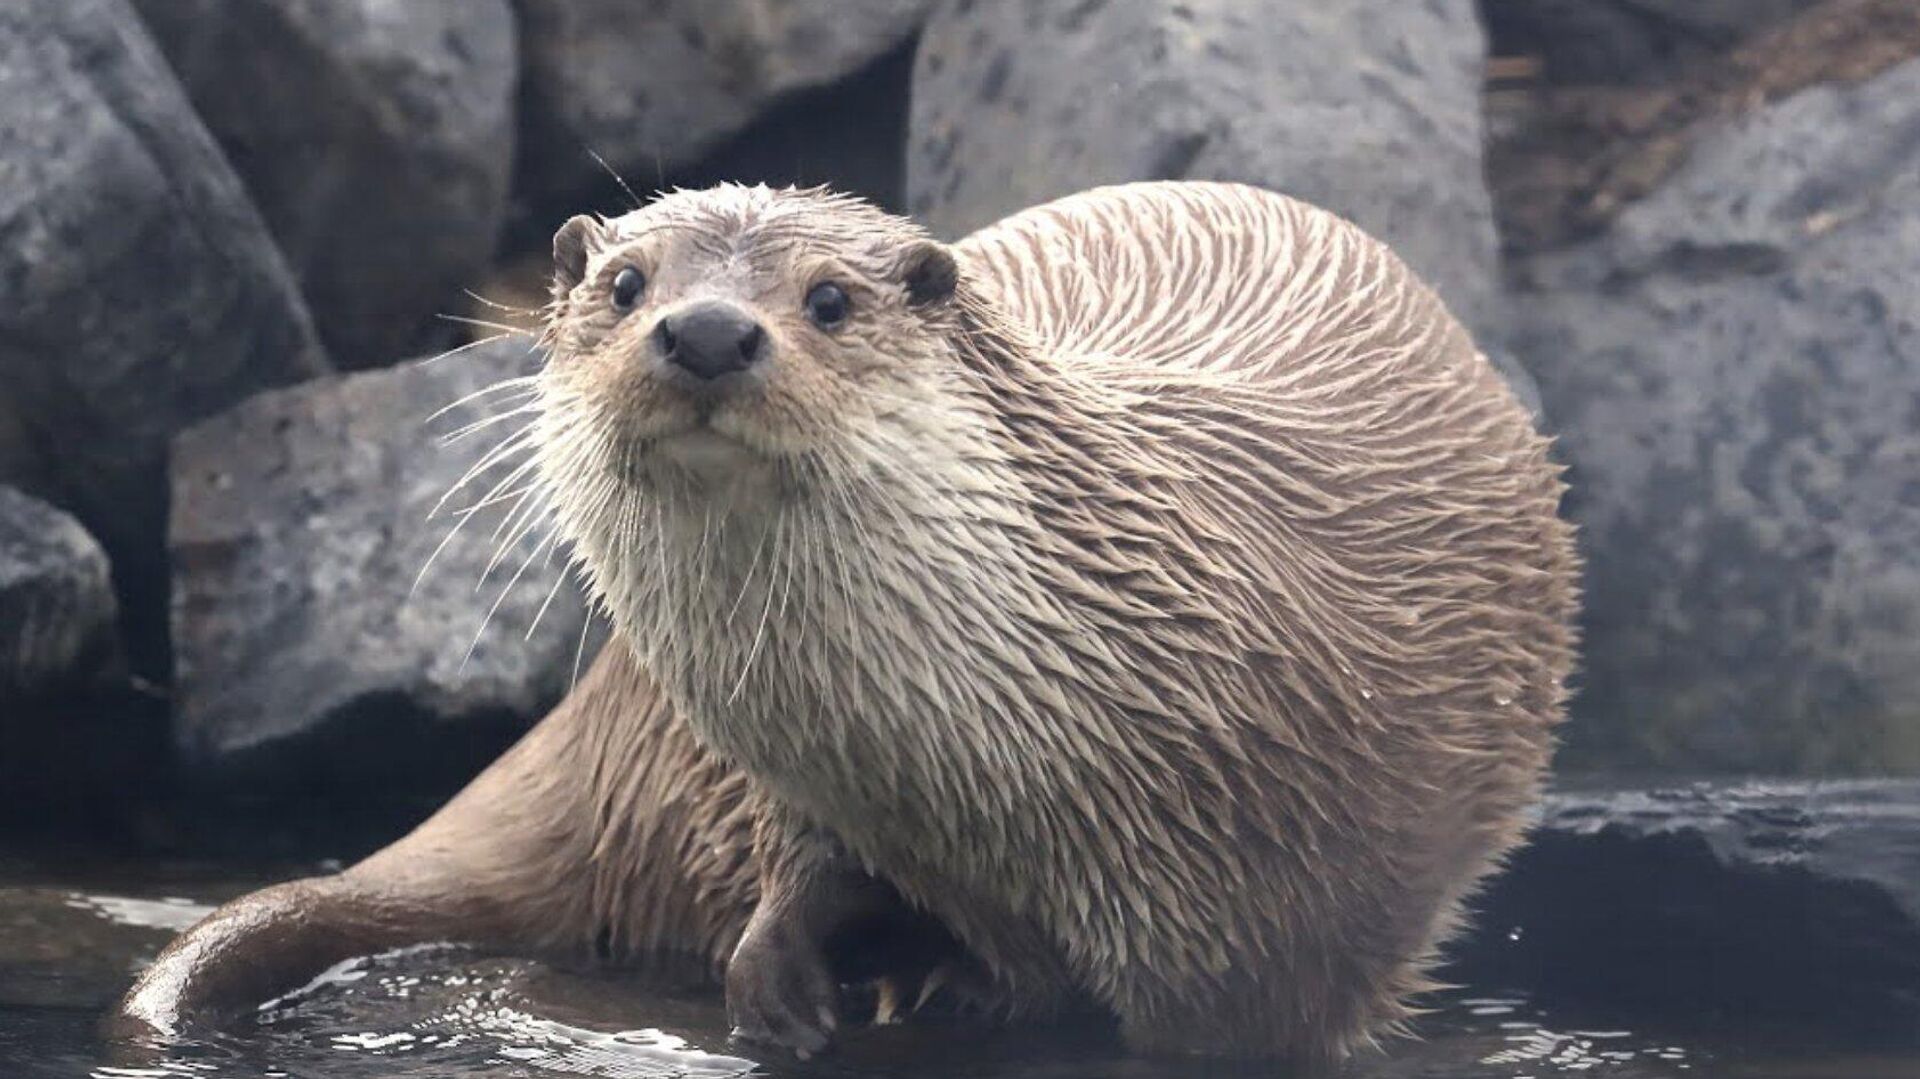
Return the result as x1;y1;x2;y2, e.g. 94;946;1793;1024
532;181;1579;1061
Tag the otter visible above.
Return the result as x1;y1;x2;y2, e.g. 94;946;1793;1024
120;182;1577;1065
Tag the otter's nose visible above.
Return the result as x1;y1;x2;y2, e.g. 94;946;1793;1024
654;302;765;380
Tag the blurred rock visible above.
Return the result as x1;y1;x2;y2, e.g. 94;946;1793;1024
515;0;931;206
1460;780;1920;1030
669;39;915;214
0;487;118;699
0;486;158;828
1512;56;1920;773
134;0;518;370
1481;0;1819;85
1485;0;1920;252
170;335;594;795
908;0;1502;337
0;0;330;671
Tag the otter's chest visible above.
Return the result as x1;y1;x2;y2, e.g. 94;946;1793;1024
636;513;1105;873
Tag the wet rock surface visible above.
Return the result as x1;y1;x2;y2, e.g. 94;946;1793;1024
908;0;1503;337
0;0;330;669
1462;779;1920;1030
1512;52;1920;773
134;0;518;369
169;335;594;795
514;0;931;205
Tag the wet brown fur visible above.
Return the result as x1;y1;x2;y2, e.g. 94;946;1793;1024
120;182;1577;1064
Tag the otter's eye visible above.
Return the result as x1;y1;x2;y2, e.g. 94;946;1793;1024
610;266;645;310
804;282;850;329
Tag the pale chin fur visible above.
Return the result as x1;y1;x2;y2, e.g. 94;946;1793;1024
652;427;769;485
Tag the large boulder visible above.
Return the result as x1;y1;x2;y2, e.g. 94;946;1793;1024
133;0;518;370
0;487;118;701
0;0;330;667
908;0;1502;337
170;336;594;795
1458;780;1920;1031
1511;54;1920;774
514;0;931;205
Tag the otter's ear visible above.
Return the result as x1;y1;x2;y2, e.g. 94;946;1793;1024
900;240;958;308
551;214;602;298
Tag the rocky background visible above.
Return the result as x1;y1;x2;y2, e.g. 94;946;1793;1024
3;0;1918;1031
0;0;1915;822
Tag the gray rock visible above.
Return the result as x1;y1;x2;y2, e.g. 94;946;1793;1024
0;0;330;666
516;0;931;204
907;0;1502;337
1512;57;1920;774
1482;0;1820;84
133;0;518;369
170;336;595;793
1460;780;1920;1029
0;487;118;699
670;40;916;214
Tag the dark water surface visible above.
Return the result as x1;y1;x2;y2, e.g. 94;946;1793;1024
3;855;1914;1079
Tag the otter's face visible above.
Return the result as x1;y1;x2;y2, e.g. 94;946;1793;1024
536;185;960;501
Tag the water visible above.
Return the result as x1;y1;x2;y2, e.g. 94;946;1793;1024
3;857;1915;1079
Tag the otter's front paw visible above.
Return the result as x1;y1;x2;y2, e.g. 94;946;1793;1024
725;915;838;1058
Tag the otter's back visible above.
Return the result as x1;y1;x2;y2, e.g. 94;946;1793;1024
956;181;1469;390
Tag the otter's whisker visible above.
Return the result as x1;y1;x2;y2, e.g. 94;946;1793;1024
524;539;573;642
450;482;538;520
413;438;539;600
417;331;514;370
727;513;786;705
427;426;537;519
693;504;716;597
464;288;539;316
437;312;535;337
569;601;595;690
723;516;772;628
440;404;541;447
480;489;555;590
424;375;539;424
588;146;644;210
462;515;561;671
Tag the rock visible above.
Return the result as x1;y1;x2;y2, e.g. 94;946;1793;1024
169;335;595;795
1458;780;1920;1031
908;0;1502;337
133;0;518;370
0;0;330;669
0;486;160;825
514;0;931;206
1481;0;1820;85
1484;0;1920;252
0;487;117;700
1511;55;1920;774
669;38;916;214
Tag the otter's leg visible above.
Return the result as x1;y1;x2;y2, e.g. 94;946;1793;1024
116;645;759;1037
725;804;971;1056
724;806;882;1055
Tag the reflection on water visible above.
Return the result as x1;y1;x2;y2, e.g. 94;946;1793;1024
0;869;1915;1079
95;946;1724;1079
66;894;213;933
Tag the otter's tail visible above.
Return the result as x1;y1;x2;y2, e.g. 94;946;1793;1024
111;872;468;1038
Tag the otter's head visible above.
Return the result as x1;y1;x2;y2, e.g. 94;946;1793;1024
535;185;964;515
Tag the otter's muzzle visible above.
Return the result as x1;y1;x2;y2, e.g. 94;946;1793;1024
654;301;766;381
